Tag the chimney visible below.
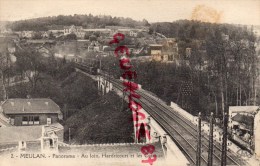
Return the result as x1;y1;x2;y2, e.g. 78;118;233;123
11;102;14;106
45;102;49;106
27;102;31;106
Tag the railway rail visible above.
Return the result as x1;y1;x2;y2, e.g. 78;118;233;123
109;77;245;166
76;63;247;166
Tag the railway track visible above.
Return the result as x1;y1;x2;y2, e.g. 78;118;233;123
138;89;243;166
109;78;245;166
75;64;246;166
110;79;205;165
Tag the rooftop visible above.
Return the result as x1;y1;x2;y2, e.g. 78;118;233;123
231;114;254;130
0;125;42;143
229;106;259;114
0;123;63;144
1;98;61;114
149;44;163;47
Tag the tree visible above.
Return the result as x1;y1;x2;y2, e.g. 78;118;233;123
89;34;97;41
0;38;14;100
65;33;77;40
142;19;150;26
32;32;43;39
15;49;46;92
49;32;55;39
0;52;8;100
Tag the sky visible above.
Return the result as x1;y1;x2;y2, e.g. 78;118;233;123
0;0;259;25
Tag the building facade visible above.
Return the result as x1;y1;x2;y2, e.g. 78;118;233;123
0;98;63;126
64;25;85;38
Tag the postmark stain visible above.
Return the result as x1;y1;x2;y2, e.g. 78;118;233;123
191;4;223;23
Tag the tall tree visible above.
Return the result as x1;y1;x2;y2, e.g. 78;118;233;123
15;49;46;92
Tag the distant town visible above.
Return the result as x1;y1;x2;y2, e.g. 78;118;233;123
0;14;259;166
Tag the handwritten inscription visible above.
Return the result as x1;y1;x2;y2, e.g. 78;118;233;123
109;33;157;165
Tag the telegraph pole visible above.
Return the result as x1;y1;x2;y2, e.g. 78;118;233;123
221;112;228;166
208;112;214;166
69;128;71;144
196;112;202;166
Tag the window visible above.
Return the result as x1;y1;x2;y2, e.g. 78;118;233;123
34;116;39;125
29;116;34;125
22;116;28;125
22;116;39;125
10;118;14;125
47;118;52;125
50;139;53;148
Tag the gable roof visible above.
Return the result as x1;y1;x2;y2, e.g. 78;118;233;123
1;98;61;114
231;114;254;130
0;125;42;143
0;123;63;144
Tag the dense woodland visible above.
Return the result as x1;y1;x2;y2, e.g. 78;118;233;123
7;14;150;31
100;21;259;118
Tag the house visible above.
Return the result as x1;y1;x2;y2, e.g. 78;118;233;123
229;106;259;132
149;44;163;61
20;31;34;38
36;46;52;57
0;123;64;155
83;28;111;34
130;31;138;37
0;98;63;126
64;25;85;38
88;41;101;52
161;38;178;62
41;31;50;38
228;106;260;155
149;38;179;62
149;39;178;62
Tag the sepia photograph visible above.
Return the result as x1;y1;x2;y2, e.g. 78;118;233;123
0;0;260;165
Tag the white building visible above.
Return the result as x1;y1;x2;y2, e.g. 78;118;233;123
64;25;85;38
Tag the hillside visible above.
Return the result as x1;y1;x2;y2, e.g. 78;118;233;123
64;91;134;144
150;20;254;40
7;14;149;31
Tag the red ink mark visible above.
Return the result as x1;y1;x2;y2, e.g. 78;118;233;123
114;46;129;57
119;58;132;70
109;33;125;45
141;144;155;155
141;155;157;165
129;100;142;112
133;112;146;121
109;33;156;165
123;81;139;92
122;70;137;80
141;145;157;165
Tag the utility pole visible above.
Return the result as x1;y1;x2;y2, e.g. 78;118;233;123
99;59;101;72
221;112;228;166
196;112;202;166
69;128;71;144
208;112;214;166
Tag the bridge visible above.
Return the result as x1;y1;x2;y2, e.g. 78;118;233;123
74;62;247;166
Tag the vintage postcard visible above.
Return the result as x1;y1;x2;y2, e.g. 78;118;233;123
0;0;260;165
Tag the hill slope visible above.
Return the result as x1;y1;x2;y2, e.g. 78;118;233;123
64;91;134;144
